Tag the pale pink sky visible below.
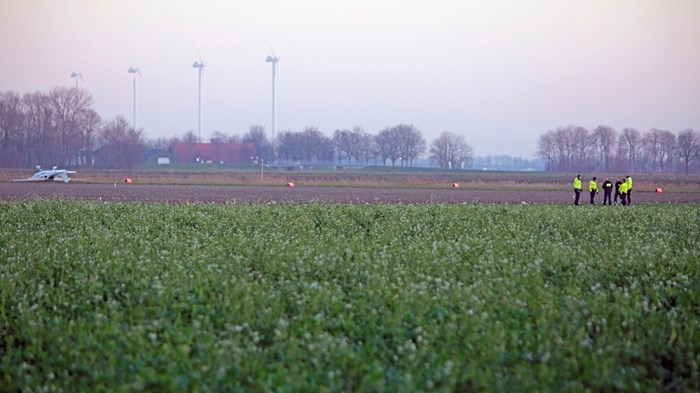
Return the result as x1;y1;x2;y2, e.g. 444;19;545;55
1;0;699;157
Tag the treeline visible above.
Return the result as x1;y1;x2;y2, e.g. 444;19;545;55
470;155;543;171
161;125;476;169
0;88;145;168
537;126;700;175
276;124;430;167
1;87;481;170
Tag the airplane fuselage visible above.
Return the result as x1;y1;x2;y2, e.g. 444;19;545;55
12;168;76;183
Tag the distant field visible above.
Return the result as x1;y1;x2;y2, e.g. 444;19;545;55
4;182;700;204
2;167;700;192
2;202;699;391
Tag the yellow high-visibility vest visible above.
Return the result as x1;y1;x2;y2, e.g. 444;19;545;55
589;180;598;192
619;182;629;194
573;177;582;190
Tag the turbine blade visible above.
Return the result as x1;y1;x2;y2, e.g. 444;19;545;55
138;68;150;85
259;32;277;58
191;39;204;64
79;71;90;89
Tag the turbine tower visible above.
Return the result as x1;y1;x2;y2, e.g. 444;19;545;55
192;60;205;142
265;55;279;143
70;71;82;89
127;66;140;130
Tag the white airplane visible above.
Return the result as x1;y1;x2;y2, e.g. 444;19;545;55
12;166;77;183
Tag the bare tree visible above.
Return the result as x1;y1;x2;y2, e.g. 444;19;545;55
275;131;295;162
592;125;617;171
302;126;333;163
535;126;583;172
430;131;474;169
0;91;25;166
614;135;630;172
22;92;51;166
677;129;700;175
97;116;145;168
209;130;240;144
345;126;363;164
276;127;333;164
658;129;676;173
181;130;200;143
242;125;274;161
570;126;590;170
622;128;641;172
333;129;353;164
353;127;376;165
77;108;101;167
146;137;175;151
394;124;426;167
556;126;577;171
536;130;559;171
374;127;400;166
48;87;93;166
642;129;663;173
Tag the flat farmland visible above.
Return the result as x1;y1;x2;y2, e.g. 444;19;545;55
3;169;700;391
3;182;700;204
3;167;700;192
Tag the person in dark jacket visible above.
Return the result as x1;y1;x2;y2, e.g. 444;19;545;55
602;178;613;205
614;177;623;205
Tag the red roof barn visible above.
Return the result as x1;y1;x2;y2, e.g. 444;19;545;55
171;143;257;164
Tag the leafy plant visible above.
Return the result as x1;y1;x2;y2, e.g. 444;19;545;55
1;202;698;391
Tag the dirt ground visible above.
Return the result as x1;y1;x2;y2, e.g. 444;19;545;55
2;182;699;204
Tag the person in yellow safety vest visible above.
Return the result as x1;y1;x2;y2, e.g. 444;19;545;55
573;174;582;205
589;177;598;205
619;179;629;205
625;175;633;205
614;177;623;205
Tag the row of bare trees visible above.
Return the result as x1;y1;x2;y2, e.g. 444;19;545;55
278;124;430;166
0;88;146;168
537;126;700;175
1;87;477;169
182;124;474;168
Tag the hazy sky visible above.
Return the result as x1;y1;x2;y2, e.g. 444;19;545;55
1;0;699;157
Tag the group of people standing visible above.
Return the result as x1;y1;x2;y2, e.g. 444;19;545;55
573;175;633;206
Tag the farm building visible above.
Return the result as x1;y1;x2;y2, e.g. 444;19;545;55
145;149;177;165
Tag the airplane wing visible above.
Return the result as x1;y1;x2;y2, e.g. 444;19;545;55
11;178;48;182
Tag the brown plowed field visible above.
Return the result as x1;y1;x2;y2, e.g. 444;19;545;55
2;182;699;204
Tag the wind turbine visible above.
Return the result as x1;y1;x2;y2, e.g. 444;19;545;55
70;71;83;89
127;66;141;130
265;52;279;144
71;57;87;89
192;59;205;142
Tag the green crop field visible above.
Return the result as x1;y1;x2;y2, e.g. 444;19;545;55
1;201;699;392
